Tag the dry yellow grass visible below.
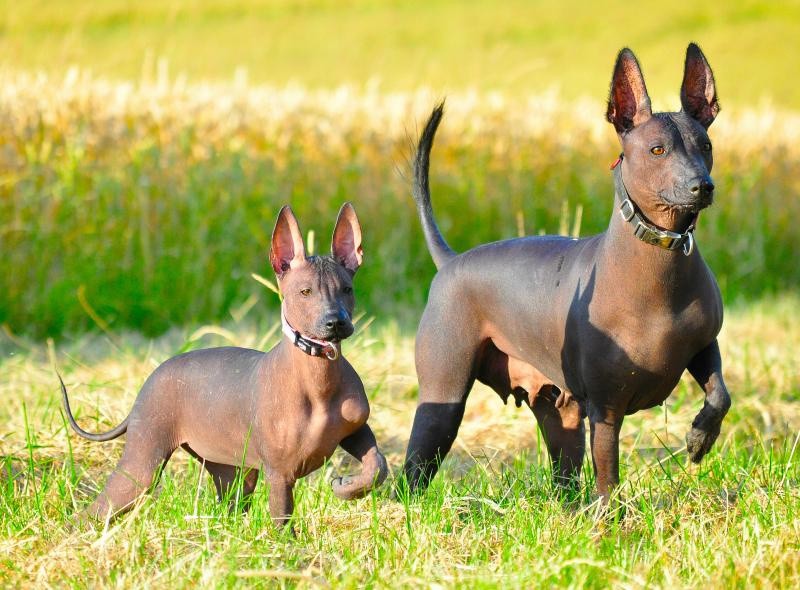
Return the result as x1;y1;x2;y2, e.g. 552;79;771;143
1;295;798;587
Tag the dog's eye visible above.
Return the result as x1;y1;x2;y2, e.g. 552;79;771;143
343;286;353;294
300;288;312;297
702;141;712;152
650;146;665;156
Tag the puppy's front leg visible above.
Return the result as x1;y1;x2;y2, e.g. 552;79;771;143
268;476;295;529
331;424;388;500
686;339;731;463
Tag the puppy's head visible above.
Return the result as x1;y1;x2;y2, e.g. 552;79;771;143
269;203;362;341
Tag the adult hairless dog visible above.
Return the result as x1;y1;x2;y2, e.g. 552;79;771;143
403;44;731;501
61;203;388;526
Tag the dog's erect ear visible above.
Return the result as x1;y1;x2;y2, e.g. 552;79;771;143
606;48;652;134
331;202;363;275
680;42;720;129
270;206;306;276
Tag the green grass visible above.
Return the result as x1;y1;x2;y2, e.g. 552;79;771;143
1;297;799;587
2;75;799;337
2;1;800;109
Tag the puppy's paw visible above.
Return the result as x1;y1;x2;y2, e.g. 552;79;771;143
686;423;721;463
331;475;361;500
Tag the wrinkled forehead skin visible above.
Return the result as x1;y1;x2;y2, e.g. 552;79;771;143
280;255;352;293
625;111;711;156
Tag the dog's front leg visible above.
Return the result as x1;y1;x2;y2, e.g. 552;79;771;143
686;339;731;463
268;476;295;529
331;424;388;500
589;409;623;503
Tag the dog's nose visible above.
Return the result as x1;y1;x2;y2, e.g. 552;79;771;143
325;318;349;330
325;310;351;334
690;178;715;199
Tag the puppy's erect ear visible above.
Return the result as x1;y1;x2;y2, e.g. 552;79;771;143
270;206;306;276
331;202;363;275
680;42;720;129
606;48;652;134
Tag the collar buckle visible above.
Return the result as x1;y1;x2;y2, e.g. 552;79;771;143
619;198;636;222
616;178;698;257
281;309;340;361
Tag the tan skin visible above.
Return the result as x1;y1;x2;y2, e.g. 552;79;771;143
61;203;388;528
403;44;731;501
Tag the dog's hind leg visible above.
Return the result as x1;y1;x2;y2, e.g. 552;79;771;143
531;388;586;493
402;309;482;494
85;426;177;521
183;445;259;512
475;345;586;494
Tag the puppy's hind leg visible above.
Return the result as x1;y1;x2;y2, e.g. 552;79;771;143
183;445;260;512
85;426;177;522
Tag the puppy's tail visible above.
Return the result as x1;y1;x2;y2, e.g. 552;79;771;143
59;372;129;442
413;102;457;270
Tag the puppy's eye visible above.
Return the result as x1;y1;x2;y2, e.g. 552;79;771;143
702;141;712;152
650;146;665;156
343;286;353;294
300;288;312;297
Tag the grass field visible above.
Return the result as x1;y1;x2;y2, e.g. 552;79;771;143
1;296;799;587
2;2;800;588
2;73;799;337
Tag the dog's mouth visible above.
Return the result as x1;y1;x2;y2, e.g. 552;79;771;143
318;326;354;343
674;199;713;215
662;190;714;214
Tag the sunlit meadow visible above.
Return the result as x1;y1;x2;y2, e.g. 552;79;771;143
2;71;799;337
1;5;800;586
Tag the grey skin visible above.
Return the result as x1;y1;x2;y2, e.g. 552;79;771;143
61;203;388;527
402;44;731;501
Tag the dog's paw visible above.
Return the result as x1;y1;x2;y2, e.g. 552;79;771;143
331;475;361;500
686;423;721;463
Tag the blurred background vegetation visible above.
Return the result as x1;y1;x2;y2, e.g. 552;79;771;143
1;0;799;338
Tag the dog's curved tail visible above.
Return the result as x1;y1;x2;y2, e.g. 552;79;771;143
413;102;457;270
59;373;129;442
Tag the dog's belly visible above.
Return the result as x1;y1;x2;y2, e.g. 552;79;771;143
184;435;261;468
477;339;558;407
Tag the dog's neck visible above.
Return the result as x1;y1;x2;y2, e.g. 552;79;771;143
600;165;702;301
268;317;346;401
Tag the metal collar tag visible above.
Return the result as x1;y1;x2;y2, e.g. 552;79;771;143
614;158;698;257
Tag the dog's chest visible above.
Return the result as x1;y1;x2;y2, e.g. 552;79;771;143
576;301;719;410
267;390;369;479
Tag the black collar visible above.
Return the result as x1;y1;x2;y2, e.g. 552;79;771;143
612;155;697;256
281;311;340;360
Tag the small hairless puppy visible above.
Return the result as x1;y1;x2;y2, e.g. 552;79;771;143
61;203;388;527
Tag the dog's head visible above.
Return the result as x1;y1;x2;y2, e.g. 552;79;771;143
606;43;720;226
269;203;362;342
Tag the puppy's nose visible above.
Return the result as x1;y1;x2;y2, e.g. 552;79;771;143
325;309;351;333
325;317;349;330
690;178;715;199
